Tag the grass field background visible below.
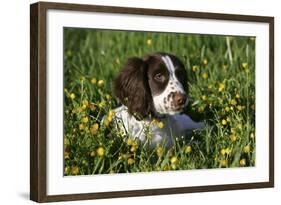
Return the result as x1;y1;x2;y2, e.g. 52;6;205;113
63;28;255;175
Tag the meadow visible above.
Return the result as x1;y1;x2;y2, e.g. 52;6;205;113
63;28;255;175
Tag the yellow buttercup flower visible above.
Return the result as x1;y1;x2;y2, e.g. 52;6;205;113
96;147;105;157
250;133;255;139
130;145;137;153
91;77;97;84
79;123;85;130
201;95;207;101
170;156;178;165
90;123;99;135
242;62;248;69
127;138;134;146
218;83;225;92
70;93;75;100
64;151;70;159
230;134;237;142
240;158;246;166
203;58;208;65
185;145;192;154
237;105;243;111
220;149;226;156
97;80;104;87
225;106;230;112
71;166;79;175
202;72;208;79
230;99;237;105
105;93;111;100
156;147;163;158
198;106;204;113
243;145;250;153
235;94;240;99
82;116;89;123
192;65;199;72
157;121;164;129
98;100;106;108
90;151;96;157
221;119;227;125
146;39;152;45
127;158;135;165
220;159;228;167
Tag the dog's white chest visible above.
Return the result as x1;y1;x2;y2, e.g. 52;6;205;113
112;106;204;147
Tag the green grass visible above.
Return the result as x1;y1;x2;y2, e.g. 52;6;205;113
63;28;255;175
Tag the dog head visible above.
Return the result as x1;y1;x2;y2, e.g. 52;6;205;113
114;52;188;120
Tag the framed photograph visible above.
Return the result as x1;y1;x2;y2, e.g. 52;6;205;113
30;1;274;202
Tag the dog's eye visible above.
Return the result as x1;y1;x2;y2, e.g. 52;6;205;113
154;73;164;82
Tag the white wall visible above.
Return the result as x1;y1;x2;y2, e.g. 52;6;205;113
0;0;279;204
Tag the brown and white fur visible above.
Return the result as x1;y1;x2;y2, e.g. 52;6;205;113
113;52;204;147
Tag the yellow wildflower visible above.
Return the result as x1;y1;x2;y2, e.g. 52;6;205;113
71;166;79;175
130;146;137;153
201;95;207;101
82;116;89;123
243;145;250;153
192;65;199;72
127;138;134;146
235;94;240;99
230;134;237;142
156;147;163;158
237;105;243;111
127;158;135;165
103;118;110;127
230;99;237;105
91;77;97;84
157;121;164;129
242;62;248;69
79;123;85;130
108;110;116;117
170;156;178;165
90;123;99;135
64;151;70;159
250;133;255;139
198;106;204;113
203;58;208;65
208;84;213;90
70;93;75;100
98;100;106;108
231;128;236;134
220;159;228;167
97;80;104;87
225;106;230;112
240;158;246;166
64;138;70;146
146;39;152;45
96;147;105;157
218;83;225;92
90;151;96;157
64;166;70;174
185;145;192;154
82;99;88;106
105;93;111;100
220;149;226;156
202;72;208;79
221;119;227;126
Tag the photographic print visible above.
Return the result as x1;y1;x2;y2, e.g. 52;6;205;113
63;28;256;175
30;2;274;202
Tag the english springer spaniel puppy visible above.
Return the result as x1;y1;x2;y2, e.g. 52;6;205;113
113;52;204;147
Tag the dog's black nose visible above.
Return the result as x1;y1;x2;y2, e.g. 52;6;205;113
173;92;186;106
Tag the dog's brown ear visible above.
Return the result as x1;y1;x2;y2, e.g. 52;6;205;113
114;57;152;120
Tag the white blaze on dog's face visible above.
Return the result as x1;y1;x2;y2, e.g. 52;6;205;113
147;53;189;115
